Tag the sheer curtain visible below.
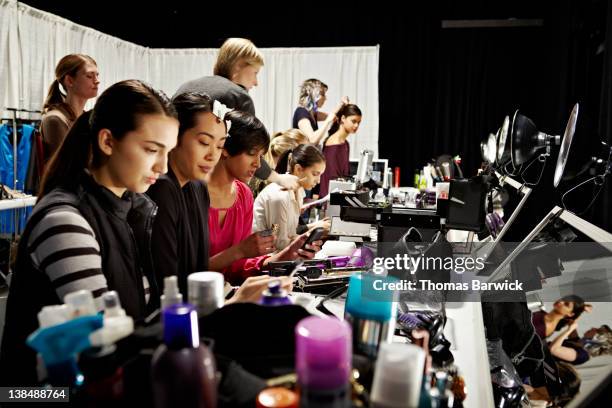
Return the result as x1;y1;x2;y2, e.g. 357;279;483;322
0;0;379;157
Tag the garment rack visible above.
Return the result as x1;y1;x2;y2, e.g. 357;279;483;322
0;108;41;272
5;108;42;190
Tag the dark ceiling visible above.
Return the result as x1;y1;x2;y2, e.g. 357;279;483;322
18;0;569;49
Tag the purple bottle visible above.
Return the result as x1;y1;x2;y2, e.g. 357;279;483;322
259;280;292;306
295;316;352;408
151;304;217;408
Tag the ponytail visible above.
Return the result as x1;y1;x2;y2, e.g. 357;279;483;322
328;118;340;136
39;111;94;199
42;80;75;119
42;80;62;111
275;149;292;174
275;144;325;175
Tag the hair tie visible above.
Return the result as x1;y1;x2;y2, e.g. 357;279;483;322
286;151;294;173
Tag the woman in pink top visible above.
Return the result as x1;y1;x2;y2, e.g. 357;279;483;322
207;110;319;284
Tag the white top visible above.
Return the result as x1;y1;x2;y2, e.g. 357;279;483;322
252;183;305;250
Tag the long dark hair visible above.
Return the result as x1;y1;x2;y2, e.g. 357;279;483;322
223;110;269;156
42;54;97;120
39;80;177;200
275;143;325;174
328;104;363;136
556;294;586;331
172;92;216;144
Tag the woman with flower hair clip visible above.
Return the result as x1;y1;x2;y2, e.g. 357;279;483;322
292;78;349;145
147;92;293;300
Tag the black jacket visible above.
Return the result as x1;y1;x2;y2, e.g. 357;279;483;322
147;169;210;296
0;172;159;385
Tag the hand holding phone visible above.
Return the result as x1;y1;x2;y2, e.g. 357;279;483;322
301;227;325;253
240;231;275;257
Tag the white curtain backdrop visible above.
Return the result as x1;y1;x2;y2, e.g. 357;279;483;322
1;0;379;157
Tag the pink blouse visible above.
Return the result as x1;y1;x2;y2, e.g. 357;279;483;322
208;180;267;284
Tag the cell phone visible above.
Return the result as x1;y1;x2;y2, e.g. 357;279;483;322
301;227;325;252
266;261;296;270
266;260;304;278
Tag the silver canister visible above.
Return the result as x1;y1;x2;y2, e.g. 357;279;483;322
187;272;224;317
344;310;396;359
344;274;397;359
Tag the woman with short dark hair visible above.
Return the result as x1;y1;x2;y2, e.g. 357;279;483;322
206;111;320;284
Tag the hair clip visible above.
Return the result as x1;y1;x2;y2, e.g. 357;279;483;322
212;100;233;133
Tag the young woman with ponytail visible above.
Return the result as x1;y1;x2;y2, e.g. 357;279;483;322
0;79;179;385
41;54;99;161
253;144;330;251
249;128;308;196
318;104;362;197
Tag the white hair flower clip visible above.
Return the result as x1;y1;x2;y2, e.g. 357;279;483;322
212;100;233;133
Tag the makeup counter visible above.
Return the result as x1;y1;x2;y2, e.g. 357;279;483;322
4;103;612;407
3;172;611;408
0;183;494;408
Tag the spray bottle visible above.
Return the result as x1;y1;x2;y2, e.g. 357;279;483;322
259;280;292;306
26;312;103;386
79;291;134;405
151;304;217;408
161;275;183;309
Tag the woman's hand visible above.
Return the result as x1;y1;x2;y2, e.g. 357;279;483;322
308;217;331;232
269;171;300;191
227;275;293;304
331;96;350;117
238;232;276;258
567;320;579;334
266;234;323;263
